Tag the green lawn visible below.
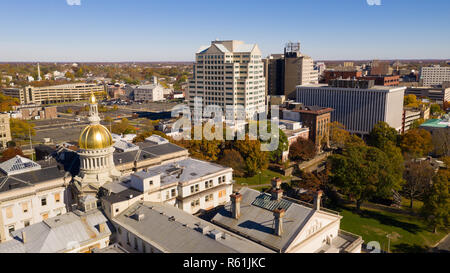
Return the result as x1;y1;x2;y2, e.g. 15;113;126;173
339;205;446;253
234;169;290;186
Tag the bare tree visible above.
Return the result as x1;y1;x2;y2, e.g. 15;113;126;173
403;160;435;208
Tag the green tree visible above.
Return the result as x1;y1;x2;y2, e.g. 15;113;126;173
234;135;269;177
329;145;403;211
430;104;442;115
400;129;433;158
421;170;449;233
367;121;399;149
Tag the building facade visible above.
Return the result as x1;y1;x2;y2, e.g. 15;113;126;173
296;80;406;135
187;40;266;120
420;66;450;86
0;113;11;148
1;83;105;105
264;42;318;100
0;156;69;242
405;86;450;104
134;84;164;102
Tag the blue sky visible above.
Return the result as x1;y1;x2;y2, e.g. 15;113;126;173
0;0;449;62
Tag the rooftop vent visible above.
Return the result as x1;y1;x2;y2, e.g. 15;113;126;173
168;216;175;222
132;213;145;221
208;229;223;241
196;224;211;235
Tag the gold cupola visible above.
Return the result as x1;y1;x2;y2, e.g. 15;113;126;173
79;124;113;149
79;92;113;149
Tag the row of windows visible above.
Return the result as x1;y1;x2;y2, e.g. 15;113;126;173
4;193;61;219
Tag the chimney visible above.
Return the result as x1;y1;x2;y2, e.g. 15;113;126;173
314;190;323;211
22;231;27;244
273;208;285;236
98;222;106;233
271;177;283;201
230;192;242;219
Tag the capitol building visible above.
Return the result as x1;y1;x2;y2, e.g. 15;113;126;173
0;94;362;253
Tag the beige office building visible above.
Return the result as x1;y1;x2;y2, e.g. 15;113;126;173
0;113;11;148
2;83;105;105
187;40;266;120
420;65;450;86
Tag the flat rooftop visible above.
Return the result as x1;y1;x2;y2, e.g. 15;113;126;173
298;83;406;92
145;158;231;186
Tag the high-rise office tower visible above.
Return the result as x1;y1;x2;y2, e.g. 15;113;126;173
187;40;266;120
263;42;318;100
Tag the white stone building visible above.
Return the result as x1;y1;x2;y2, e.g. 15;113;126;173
0;156;69;242
420;65;450;86
187;40;266;120
134;84;164;102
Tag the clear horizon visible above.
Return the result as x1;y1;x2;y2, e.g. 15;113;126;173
1;0;449;62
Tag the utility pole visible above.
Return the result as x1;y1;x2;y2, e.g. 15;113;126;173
386;234;391;253
29;127;33;160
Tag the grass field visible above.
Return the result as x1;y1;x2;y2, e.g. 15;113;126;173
234;169;290;186
338;205;446;253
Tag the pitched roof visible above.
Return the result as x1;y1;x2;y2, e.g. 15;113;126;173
0;210;111;253
0;156;41;176
211;187;314;252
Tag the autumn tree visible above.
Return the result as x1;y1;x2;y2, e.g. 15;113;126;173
430;104;442;115
404;94;419;107
403;160;435;208
217;149;246;177
367;121;399;149
234;135;269;177
10;118;36;140
0;93;19;112
432;129;450;157
291;171;322;202
400;129;433;158
289;138;317;162
329;145;404;211
111;118;136;135
0;147;25;162
328;121;350;149
421;170;450;233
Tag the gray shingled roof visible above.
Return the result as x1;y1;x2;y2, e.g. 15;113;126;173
211;187;314;252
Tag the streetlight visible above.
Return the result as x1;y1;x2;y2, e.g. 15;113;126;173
386;233;392;253
258;171;262;185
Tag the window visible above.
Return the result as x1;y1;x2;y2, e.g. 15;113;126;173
41;197;47;206
24;220;30;227
218;189;226;198
190;199;200;208
134;237;138;250
22;203;28;213
205;194;213;202
5;206;13;219
126;232;131;245
171;189;176;197
8;225;15;234
54;193;61;203
190;184;199;193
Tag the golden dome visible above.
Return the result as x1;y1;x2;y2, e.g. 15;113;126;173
89;93;96;104
79;124;113;150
